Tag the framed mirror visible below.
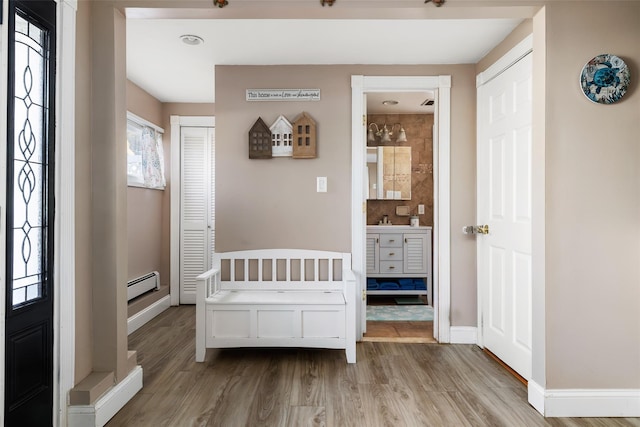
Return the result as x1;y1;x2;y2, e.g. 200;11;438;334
366;146;411;200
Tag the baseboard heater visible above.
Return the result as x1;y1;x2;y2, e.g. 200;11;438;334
127;271;160;302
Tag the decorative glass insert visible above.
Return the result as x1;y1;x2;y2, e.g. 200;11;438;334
10;13;52;307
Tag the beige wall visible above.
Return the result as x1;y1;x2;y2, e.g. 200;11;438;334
126;81;164;281
543;2;640;390
216;64;478;325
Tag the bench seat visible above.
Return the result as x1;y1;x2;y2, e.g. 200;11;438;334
206;290;345;305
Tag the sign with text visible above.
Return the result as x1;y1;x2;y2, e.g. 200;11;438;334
246;89;321;101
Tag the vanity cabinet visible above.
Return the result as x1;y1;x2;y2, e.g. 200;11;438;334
366;226;432;296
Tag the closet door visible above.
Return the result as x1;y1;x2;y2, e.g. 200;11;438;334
180;127;215;304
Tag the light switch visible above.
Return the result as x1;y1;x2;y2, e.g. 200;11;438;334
418;204;425;215
317;177;327;193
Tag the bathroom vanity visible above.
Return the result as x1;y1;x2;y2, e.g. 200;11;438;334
366;225;432;297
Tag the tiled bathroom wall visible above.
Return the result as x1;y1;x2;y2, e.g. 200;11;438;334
367;113;434;226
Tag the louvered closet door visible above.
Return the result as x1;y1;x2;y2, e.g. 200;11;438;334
180;127;215;304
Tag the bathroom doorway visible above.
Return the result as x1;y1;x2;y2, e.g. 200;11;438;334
351;75;452;344
363;92;436;342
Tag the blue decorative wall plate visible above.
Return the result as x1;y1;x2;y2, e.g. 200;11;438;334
580;54;630;104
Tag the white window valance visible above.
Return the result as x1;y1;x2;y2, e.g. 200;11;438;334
127;112;166;190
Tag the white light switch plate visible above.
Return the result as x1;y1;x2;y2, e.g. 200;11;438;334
317;177;327;192
418;204;425;215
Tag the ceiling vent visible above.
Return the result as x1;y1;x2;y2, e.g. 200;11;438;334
421;99;435;106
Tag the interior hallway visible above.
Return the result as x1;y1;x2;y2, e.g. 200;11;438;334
107;307;640;426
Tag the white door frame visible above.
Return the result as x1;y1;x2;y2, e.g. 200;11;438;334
351;75;451;342
170;116;215;306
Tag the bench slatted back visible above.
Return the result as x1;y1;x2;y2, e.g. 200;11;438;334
213;249;351;291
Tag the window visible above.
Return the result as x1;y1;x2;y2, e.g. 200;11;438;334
127;112;166;189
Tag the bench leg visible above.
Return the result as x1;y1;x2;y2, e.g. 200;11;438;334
346;343;356;363
196;346;205;363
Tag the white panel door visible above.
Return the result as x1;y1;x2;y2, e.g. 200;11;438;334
180;127;215;304
477;52;533;380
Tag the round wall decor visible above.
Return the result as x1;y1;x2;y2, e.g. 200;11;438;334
580;54;630;104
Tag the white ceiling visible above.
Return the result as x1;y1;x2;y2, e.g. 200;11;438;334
126;17;522;107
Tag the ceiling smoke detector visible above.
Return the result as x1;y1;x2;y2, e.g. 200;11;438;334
180;34;204;46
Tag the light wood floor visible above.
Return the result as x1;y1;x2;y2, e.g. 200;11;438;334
107;306;640;427
364;296;435;343
364;321;435;343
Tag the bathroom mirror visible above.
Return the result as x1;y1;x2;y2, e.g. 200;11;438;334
366;146;411;200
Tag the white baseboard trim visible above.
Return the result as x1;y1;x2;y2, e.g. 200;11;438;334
449;326;477;344
528;384;640;417
528;380;545;415
68;365;143;427
545;388;640;417
127;294;171;335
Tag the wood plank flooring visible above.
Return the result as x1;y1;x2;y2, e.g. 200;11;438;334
107;306;640;427
364;321;436;343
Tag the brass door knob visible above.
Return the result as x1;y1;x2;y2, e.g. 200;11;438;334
476;225;489;235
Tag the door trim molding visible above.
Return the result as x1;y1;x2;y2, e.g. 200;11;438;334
56;2;78;426
169;116;215;306
351;75;451;342
476;34;533;87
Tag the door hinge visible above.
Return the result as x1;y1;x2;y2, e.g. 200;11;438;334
362;201;366;213
362;289;366;301
363;115;366;126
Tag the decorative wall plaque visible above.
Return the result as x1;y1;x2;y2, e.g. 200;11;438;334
246;89;321;101
292;112;317;159
248;117;272;159
580;54;630;104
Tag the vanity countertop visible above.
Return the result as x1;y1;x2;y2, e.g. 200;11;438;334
367;225;433;231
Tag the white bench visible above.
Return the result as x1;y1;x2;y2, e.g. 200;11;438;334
195;249;357;363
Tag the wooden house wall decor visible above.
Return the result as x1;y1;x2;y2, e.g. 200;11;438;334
292;112;317;159
269;115;293;157
249;117;272;159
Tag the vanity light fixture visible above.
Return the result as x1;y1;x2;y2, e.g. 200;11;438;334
368;123;407;144
180;34;204;46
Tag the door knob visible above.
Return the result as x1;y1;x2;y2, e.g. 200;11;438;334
476;225;489;235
